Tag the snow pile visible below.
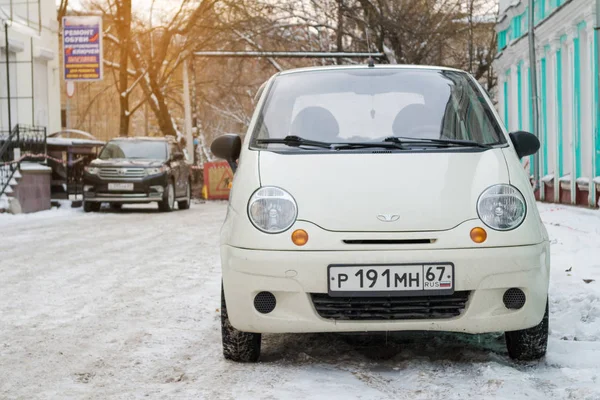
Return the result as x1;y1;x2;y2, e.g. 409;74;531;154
0;202;599;399
538;203;600;343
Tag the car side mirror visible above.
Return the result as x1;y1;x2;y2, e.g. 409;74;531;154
172;152;185;161
211;134;242;172
509;131;540;159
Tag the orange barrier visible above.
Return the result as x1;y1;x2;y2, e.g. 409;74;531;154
203;161;233;200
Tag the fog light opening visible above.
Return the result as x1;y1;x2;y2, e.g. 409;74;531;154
503;288;526;310
254;292;276;314
292;229;309;246
470;227;487;243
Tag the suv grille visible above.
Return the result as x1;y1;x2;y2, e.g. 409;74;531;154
99;168;146;179
311;291;470;321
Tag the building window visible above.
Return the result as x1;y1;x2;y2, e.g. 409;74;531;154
0;48;18;131
511;14;522;40
0;0;41;31
498;30;507;51
33;59;49;128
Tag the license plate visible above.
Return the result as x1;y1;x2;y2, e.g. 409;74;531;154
108;183;134;191
328;263;454;297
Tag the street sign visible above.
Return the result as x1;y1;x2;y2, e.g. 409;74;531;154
203;161;233;200
63;16;103;81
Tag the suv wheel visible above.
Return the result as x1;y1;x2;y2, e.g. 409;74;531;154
178;181;191;210
83;202;101;213
159;181;175;212
221;283;261;362
505;300;549;361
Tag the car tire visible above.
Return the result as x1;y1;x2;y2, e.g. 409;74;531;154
110;203;122;210
83;202;101;213
221;283;261;362
505;300;549;361
178;181;192;210
158;181;175;212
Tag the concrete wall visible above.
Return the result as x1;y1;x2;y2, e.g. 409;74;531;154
13;162;51;213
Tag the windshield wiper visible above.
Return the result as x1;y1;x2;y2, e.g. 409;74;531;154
256;135;334;149
384;136;492;149
257;135;407;151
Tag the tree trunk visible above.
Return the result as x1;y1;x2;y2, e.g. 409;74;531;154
336;0;344;65
116;0;132;137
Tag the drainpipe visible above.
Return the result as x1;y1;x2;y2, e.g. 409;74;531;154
594;0;600;206
528;0;541;193
4;20;11;131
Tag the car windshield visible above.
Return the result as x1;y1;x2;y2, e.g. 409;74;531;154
99;140;167;160
252;68;505;150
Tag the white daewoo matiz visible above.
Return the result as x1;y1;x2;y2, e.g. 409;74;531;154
211;65;549;363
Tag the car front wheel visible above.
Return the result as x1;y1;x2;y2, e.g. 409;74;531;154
83;202;101;213
177;180;191;210
158;181;175;212
505;300;549;361
221;284;261;362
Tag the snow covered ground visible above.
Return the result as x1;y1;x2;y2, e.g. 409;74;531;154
0;201;599;399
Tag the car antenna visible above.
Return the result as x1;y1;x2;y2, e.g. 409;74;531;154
365;26;375;67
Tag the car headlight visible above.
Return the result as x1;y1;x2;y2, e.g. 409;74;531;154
477;184;527;231
248;187;297;233
85;167;99;174
147;166;166;175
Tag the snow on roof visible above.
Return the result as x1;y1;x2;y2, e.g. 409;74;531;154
109;136;177;142
47;137;105;147
19;162;52;172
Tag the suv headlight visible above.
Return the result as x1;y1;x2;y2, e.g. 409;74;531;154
477;184;527;231
147;166;166;175
248;187;297;233
85;167;99;174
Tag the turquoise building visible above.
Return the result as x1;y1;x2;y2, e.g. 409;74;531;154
495;0;600;207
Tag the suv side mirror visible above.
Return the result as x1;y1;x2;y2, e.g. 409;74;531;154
211;134;242;172
509;131;540;159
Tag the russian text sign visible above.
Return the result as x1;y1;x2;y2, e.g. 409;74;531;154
63;16;103;81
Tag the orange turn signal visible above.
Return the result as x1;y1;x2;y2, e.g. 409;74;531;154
291;229;309;246
470;227;487;243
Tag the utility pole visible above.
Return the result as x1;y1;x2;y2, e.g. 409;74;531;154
182;58;193;162
528;0;540;190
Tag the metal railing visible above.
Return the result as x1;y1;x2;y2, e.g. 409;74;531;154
0;125;19;197
0;124;47;197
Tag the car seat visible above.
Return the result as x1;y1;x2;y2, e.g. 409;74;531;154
290;106;340;142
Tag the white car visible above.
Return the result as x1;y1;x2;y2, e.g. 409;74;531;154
211;65;549;363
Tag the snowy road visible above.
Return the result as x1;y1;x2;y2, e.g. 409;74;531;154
1;202;599;399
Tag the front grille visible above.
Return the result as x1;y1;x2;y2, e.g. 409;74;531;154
311;291;470;321
96;193;148;198
99;167;146;180
343;239;434;245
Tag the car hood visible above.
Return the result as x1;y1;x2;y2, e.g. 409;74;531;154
90;159;165;168
258;149;510;232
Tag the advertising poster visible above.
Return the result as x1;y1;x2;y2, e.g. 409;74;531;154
63;16;103;81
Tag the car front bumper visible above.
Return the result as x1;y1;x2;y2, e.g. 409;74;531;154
222;242;550;334
83;173;167;203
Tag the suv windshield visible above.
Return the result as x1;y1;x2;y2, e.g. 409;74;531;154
252;68;505;150
99;140;168;160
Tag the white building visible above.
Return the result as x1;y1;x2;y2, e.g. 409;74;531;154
495;0;600;207
0;0;61;134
